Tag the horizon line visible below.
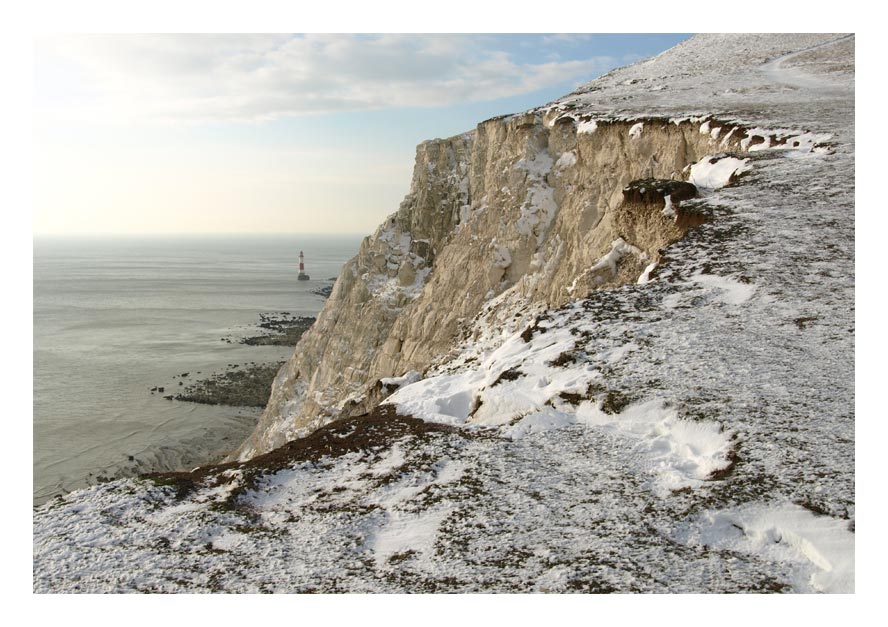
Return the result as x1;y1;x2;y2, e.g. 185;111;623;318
32;231;370;239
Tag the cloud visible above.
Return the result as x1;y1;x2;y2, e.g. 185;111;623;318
35;34;616;124
540;34;596;45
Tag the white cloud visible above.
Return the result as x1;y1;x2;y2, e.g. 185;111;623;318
540;34;595;45
35;34;616;124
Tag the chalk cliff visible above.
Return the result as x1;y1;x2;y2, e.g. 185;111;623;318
232;33;844;460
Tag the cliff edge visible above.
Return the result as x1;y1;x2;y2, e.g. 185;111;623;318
233;33;851;461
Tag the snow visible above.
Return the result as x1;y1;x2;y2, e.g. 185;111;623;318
567;238;649;291
555;151;577;169
504;408;577;440
577;119;598;134
370;442;407;476
370;508;451;568
502;398;733;498
387;372;476;425
587;238;645;281
691;272;756;305
514;151;554;178
387;314;581;428
380;370;421;389
574;399;733;497
687;154;752;189
674;502;855;593
491;244;512;269
388;301;733;500
514;150;558;244
637;262;658;285
661;194;675;218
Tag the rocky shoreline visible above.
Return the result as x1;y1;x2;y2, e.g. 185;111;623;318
310;279;337;299
165;361;286;408
151;312;314;408
224;312;315;346
74;311;309;499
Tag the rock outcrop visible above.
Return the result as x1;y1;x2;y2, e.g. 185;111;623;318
232;114;760;460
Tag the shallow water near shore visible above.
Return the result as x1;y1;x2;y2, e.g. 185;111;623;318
33;234;361;506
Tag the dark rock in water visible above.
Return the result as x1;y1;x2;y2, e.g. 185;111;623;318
240;313;316;346
128;455;135;462
158;387;164;393
311;284;334;299
181;373;189;378
170;362;286;408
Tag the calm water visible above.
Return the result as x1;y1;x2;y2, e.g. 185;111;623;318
33;234;362;506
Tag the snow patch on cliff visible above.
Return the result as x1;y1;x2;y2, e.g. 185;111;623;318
386;300;733;498
567;238;647;294
661;194;675;218
687;155;752;189
491;243;512;269
577;119;598;134
514;151;558;244
555;151;577;170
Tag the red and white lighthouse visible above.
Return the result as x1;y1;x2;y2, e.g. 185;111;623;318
297;250;310;281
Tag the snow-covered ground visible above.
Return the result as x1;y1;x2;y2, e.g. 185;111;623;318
33;34;854;593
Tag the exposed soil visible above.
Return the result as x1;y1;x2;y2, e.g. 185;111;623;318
622;178;698;205
145;405;464;499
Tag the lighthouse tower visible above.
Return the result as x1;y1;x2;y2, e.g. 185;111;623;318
297;250;310;281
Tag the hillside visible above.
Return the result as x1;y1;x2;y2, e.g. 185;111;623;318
33;33;855;593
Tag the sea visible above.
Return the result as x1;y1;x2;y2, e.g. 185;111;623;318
33;234;363;507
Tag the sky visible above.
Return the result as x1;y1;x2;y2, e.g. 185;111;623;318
33;33;692;237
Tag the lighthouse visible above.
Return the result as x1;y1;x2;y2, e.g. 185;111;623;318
297;250;310;281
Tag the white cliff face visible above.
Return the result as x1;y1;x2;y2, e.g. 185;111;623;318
232;33;847;461
233;110;788;460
